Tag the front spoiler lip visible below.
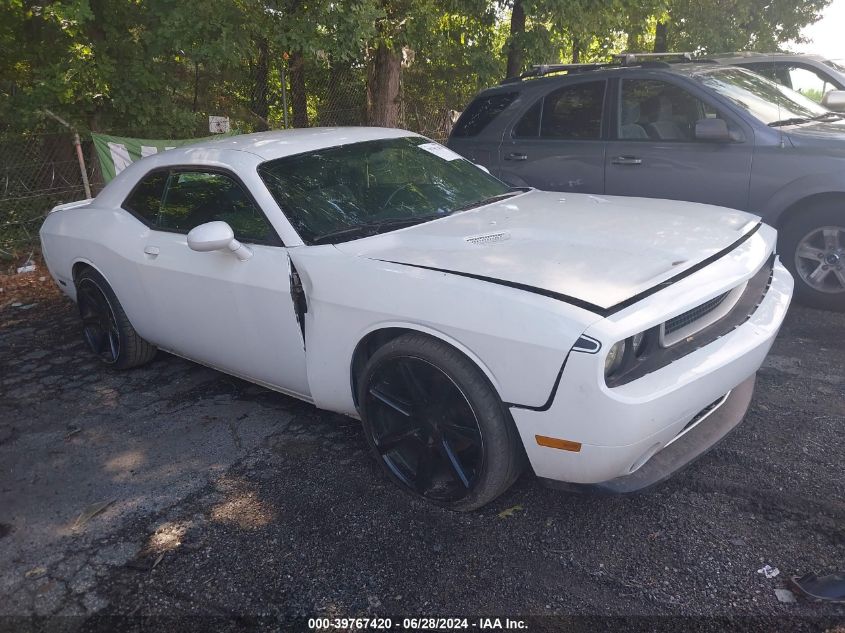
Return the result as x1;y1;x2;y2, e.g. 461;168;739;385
539;373;756;495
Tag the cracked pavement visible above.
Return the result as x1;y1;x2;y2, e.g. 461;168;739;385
0;277;844;632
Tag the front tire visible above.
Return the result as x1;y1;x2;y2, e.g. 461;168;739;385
75;268;157;369
780;203;845;312
358;333;524;511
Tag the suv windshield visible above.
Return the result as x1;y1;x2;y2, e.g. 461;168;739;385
258;137;512;244
695;67;830;126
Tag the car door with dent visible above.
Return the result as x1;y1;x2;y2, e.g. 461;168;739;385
497;79;608;193
127;167;310;397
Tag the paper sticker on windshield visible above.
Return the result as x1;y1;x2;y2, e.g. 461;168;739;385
418;142;464;161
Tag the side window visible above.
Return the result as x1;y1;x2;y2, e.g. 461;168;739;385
452;92;518;137
159;171;276;243
540;81;605;139
743;62;791;86
785;65;834;102
619;79;719;142
123;171;167;224
513;100;542;137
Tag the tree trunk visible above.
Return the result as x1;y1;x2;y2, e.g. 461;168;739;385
653;22;668;53
572;37;581;64
251;38;270;130
505;0;526;79
366;43;401;127
289;51;308;127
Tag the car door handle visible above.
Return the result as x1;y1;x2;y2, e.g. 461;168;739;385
144;246;160;257
504;152;528;161
611;155;643;165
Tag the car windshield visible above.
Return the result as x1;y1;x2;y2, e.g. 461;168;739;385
258;136;512;244
694;67;830;126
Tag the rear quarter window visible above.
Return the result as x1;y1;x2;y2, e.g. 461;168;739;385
123;171;167;224
452;92;518;137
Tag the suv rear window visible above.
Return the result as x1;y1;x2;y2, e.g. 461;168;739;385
452;92;517;137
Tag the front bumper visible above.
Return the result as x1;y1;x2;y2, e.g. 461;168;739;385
510;256;793;489
540;374;755;493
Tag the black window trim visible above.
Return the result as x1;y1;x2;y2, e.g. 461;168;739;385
452;91;520;138
509;78;609;141
121;165;284;247
611;74;747;144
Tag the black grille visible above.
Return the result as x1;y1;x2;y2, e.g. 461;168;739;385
665;292;729;335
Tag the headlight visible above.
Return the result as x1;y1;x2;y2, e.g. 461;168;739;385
604;340;627;376
603;328;658;381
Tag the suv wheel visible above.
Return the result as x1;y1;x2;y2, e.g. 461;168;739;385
780;204;845;312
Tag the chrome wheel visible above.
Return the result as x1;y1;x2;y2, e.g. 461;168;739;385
77;279;120;364
363;356;484;503
794;225;845;294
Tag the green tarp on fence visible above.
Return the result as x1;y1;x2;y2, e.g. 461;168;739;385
91;133;233;183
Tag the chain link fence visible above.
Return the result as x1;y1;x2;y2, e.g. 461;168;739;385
0;133;104;267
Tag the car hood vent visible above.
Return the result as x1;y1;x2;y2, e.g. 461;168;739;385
464;231;510;245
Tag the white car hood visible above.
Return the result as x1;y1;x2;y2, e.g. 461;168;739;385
335;191;760;312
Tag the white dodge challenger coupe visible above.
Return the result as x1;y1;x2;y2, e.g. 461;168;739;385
40;128;793;510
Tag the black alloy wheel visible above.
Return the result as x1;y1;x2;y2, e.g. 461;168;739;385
74;267;157;369
78;278;121;364
359;333;523;511
365;355;483;502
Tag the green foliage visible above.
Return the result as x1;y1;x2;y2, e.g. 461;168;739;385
664;0;831;53
0;0;833;136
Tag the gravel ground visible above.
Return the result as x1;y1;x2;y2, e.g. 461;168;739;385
0;273;844;632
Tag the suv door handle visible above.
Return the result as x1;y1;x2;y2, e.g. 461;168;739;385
144;245;160;257
505;152;528;161
611;155;643;165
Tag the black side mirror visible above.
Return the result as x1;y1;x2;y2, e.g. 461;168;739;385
695;118;734;142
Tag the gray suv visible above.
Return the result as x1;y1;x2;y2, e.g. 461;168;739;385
448;59;845;311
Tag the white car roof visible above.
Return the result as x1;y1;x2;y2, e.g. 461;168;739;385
182;127;421;161
93;127;423;212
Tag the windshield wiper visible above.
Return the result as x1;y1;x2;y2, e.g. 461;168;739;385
810;112;845;121
453;191;520;212
768;117;813;127
310;215;444;245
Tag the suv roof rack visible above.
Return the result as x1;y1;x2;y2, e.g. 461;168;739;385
501;62;616;83
500;51;706;84
613;52;694;64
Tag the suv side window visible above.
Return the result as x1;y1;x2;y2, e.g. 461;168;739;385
783;65;834;102
743;62;834;101
123;171;167;224
512;81;605;139
159;171;276;243
619;79;719;141
541;82;605;139
452;92;517;137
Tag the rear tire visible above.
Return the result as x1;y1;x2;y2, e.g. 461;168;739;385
780;203;845;312
75;268;157;369
358;333;524;511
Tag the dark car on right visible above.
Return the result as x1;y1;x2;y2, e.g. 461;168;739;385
448;56;845;311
